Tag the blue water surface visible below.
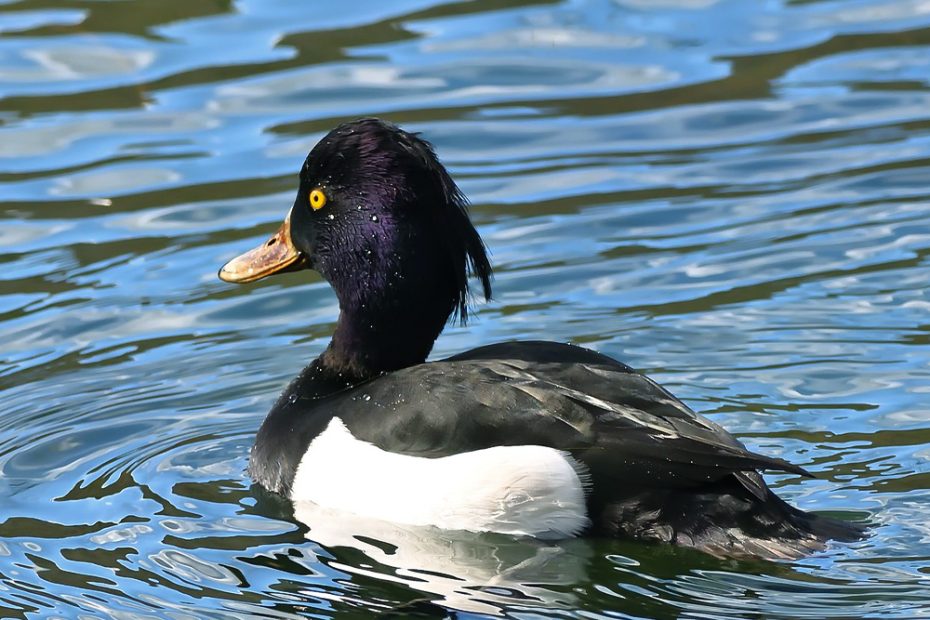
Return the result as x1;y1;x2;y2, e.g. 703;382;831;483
1;0;930;617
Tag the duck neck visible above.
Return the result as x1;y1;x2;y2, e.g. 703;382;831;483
277;310;440;408
319;292;452;379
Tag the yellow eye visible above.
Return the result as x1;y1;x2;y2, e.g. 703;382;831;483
309;188;327;211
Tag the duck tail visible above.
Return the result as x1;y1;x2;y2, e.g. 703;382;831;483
713;491;868;560
594;480;867;560
787;502;867;544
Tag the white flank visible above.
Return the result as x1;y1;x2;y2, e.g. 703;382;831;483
290;417;590;539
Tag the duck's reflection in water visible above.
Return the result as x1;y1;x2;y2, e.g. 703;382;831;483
294;501;593;615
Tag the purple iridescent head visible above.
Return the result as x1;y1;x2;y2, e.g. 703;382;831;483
219;118;493;373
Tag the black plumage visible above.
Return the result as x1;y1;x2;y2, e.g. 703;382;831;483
219;118;864;559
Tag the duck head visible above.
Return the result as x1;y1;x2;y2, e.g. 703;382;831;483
219;118;492;377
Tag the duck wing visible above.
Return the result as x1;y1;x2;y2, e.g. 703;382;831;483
334;341;809;500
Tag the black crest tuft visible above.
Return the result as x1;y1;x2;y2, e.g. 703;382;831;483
408;127;493;323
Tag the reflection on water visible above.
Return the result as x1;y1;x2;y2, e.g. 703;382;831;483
2;0;930;617
294;503;591;615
